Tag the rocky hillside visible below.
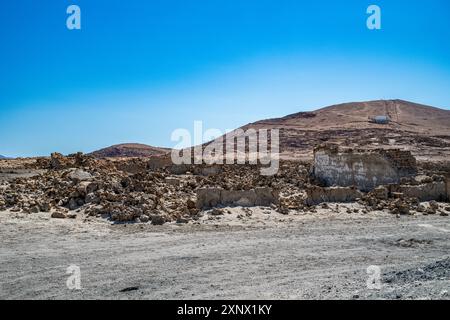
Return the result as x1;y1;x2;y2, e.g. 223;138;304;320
251;99;450;134
92;100;450;163
90;143;170;158
222;99;450;162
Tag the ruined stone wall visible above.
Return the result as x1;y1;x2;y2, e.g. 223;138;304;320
196;187;278;209
313;146;417;192
147;156;172;170
379;149;417;177
397;182;447;202
305;186;363;205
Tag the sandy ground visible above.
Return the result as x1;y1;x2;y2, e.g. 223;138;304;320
0;207;449;300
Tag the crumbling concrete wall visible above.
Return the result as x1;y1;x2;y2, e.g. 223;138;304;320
115;159;148;174
147;156;172;171
397;182;447;202
196;187;278;209
313;145;417;192
165;164;223;176
305;186;363;205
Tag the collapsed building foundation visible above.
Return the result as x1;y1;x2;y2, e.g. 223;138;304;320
308;145;449;205
1;150;448;223
305;186;363;205
313;145;417;192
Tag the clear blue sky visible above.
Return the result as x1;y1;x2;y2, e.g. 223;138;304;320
1;0;449;157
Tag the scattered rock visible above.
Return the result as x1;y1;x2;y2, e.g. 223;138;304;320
164;177;180;187
3;151;448;226
67;169;93;182
150;215;165;225
176;217;189;224
51;211;67;219
210;208;224;216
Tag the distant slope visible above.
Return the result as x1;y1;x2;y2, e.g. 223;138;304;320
250;99;450;134
90;143;171;158
0;155;5;159
208;99;450;161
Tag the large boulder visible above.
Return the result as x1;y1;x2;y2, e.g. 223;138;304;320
67;169;93;183
150;214;165;225
76;181;98;196
51;211;67;219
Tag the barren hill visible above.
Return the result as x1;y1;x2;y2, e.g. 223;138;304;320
215;100;450;162
251;99;450;134
92;100;450;162
90;143;170;158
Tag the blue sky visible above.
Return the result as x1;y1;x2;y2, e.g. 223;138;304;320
0;0;449;157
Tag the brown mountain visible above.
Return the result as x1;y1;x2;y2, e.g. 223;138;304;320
92;100;450;162
90;143;170;158
212;99;450;162
250;99;450;134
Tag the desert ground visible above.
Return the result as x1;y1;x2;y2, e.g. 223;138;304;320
0;207;449;300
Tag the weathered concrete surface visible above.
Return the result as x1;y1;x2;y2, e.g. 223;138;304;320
305;186;363;205
398;182;447;202
147;156;172;171
313;145;417;192
196;187;278;209
196;188;222;208
115;161;148;174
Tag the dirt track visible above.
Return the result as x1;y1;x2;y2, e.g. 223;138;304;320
0;210;449;300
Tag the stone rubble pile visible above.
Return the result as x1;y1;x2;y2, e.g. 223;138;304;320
0;152;449;223
0;154;196;223
0;154;307;223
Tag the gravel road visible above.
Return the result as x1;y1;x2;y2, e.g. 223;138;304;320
0;209;449;300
